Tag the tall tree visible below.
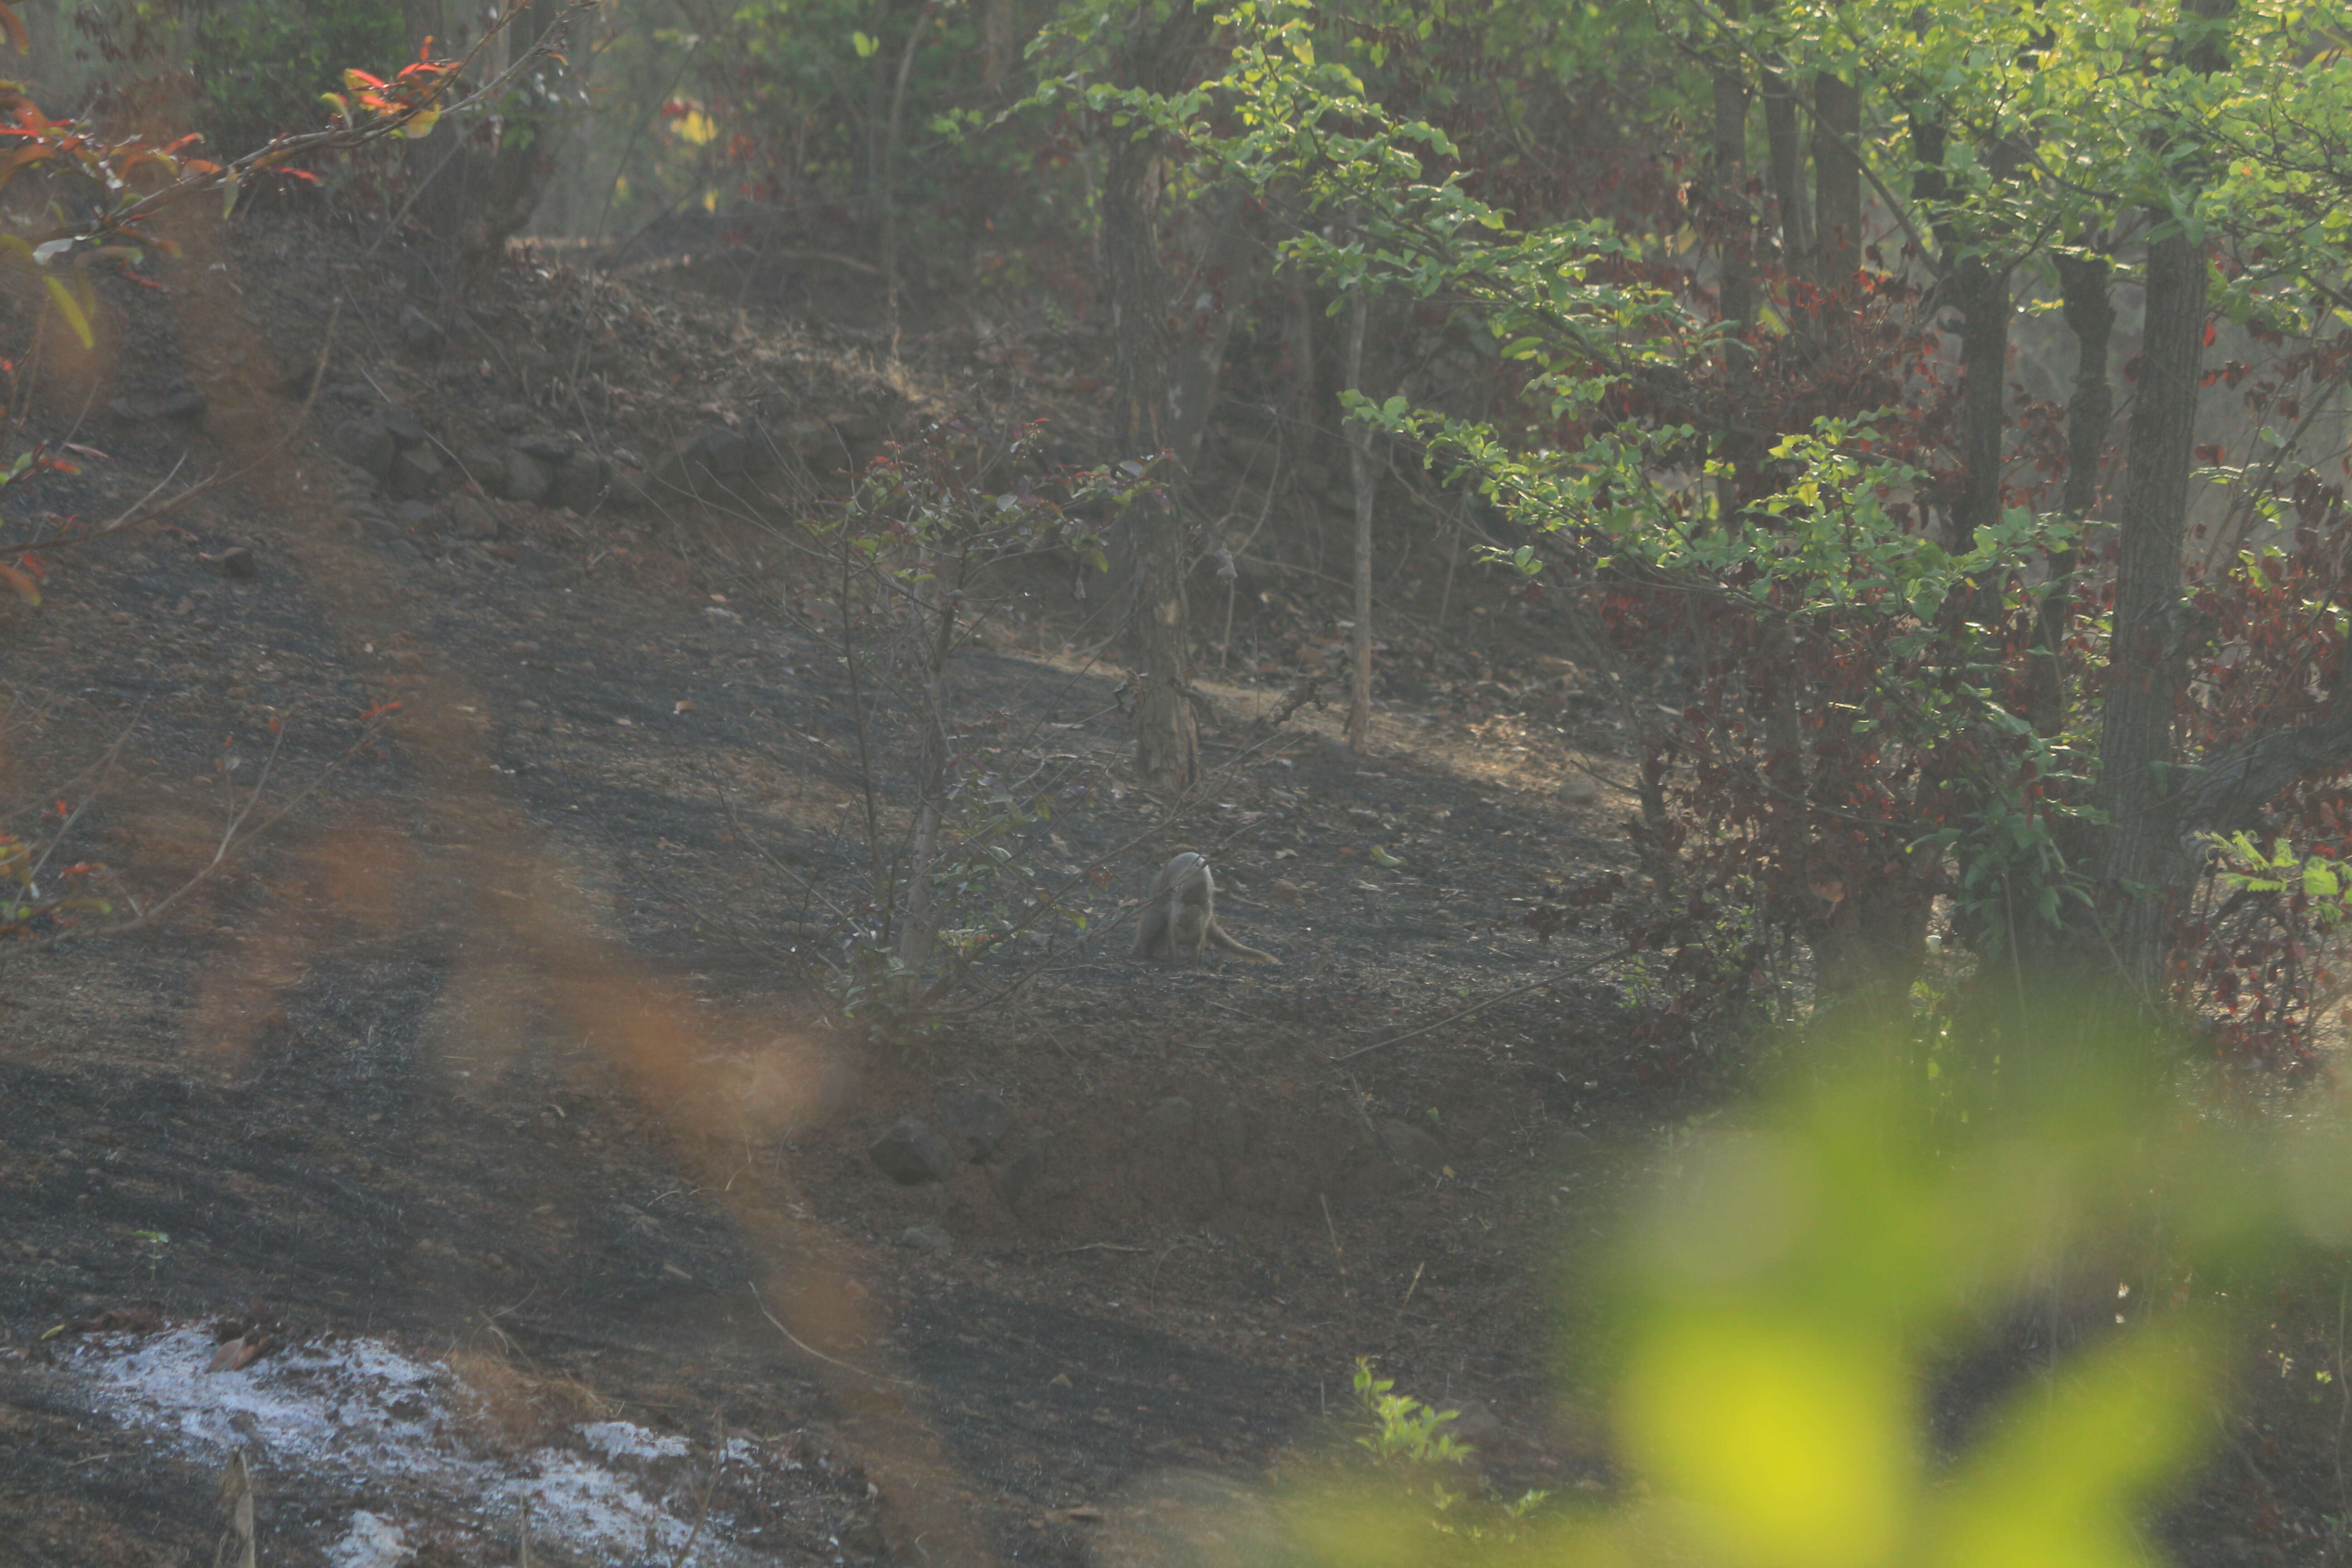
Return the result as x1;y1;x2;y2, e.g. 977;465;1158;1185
1344;283;1377;751
2095;0;2237;991
2024;247;2113;739
1099;2;1215;789
1811;69;1861;279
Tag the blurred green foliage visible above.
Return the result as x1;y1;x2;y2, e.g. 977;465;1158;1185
1261;1013;2333;1567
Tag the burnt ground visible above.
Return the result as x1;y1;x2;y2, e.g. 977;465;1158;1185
0;213;2342;1566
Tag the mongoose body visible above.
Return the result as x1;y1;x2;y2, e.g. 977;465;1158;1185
1131;850;1278;965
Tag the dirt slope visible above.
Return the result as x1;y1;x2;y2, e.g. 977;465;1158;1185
0;214;2329;1567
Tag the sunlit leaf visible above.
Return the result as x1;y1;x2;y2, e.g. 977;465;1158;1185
42;274;90;348
1622;1309;1912;1568
1933;1321;2217;1568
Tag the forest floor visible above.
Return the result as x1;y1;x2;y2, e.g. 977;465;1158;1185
0;213;2340;1567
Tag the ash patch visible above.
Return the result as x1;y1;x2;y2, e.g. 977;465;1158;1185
66;1323;860;1565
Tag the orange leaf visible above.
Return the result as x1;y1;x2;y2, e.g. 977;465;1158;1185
0;6;28;55
343;68;386;92
0;144;50;194
0;561;37;604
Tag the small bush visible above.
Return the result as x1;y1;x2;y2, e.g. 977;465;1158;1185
75;0;406;153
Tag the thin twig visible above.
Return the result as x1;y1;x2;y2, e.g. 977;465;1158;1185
748;1283;917;1389
15;302;343;554
1320;1192;1348;1279
1327;949;1625;1063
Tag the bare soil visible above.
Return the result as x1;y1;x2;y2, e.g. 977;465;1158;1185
0;213;2338;1566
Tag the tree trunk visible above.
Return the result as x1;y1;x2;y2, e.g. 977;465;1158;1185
882;2;940;335
1812;72;1862;281
894;568;953;999
2026;252;2112;737
1103;5;1210;790
1344;286;1376;751
399;0;575;300
1761;65;1810;271
1165;189;1253;470
1130;491;1200;790
2095;0;2236;990
2095;224;2209;988
1710;64;1755;329
1708;60;1761;521
981;0;1019;90
1948;253;2011;556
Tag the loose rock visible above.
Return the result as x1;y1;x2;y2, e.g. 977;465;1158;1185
450;495;500;540
397;306;444;355
867;1118;959;1186
549;451;607;511
216;547;258;581
334;418;396;485
379;407;427;448
1436;1401;1502;1442
1377;1118;1445;1172
693;426;750;479
388;444;444;500
512;434;575;461
454;444;506;487
993;1139;1049;1210
504;449;551;505
935;1090;1015;1164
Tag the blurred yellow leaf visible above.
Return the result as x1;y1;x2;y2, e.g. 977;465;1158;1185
1933;1320;2216;1568
1621;1309;1912;1568
43;274;91;348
